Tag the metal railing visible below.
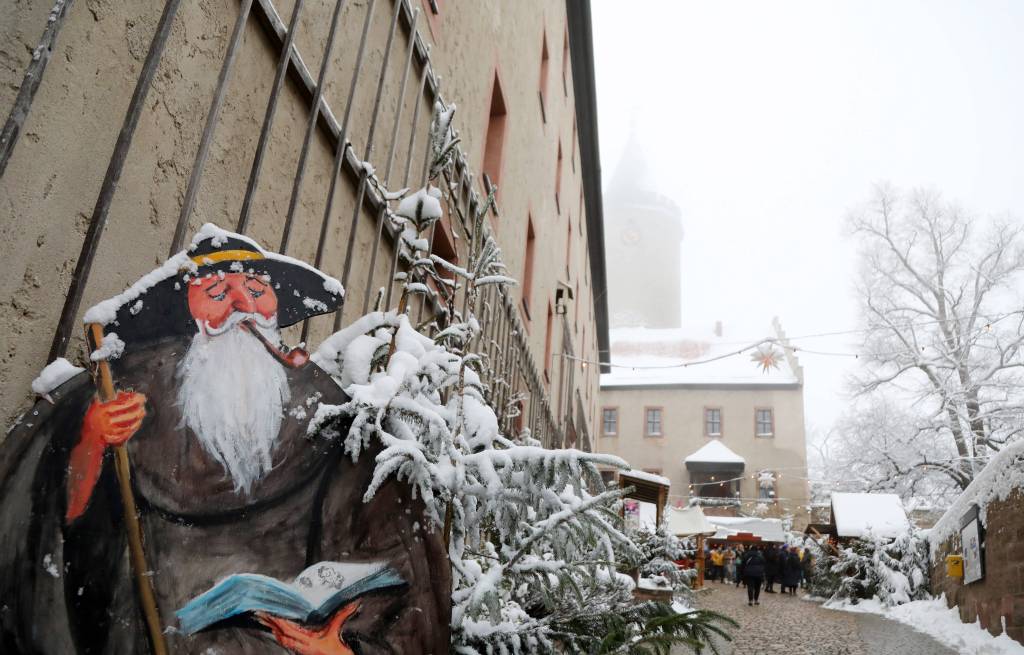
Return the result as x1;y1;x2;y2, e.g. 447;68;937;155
3;0;568;447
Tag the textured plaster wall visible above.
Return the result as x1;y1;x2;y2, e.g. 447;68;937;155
597;384;811;527
0;0;604;443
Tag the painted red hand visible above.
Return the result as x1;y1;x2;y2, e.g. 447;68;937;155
257;601;361;655
82;391;147;446
66;391;147;521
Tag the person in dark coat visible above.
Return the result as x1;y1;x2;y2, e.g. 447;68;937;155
781;547;803;595
763;545;780;593
738;546;765;606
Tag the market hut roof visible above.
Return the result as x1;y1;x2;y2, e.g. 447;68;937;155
830;492;910;539
706;516;786;543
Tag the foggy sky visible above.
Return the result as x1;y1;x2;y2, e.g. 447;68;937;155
592;0;1024;434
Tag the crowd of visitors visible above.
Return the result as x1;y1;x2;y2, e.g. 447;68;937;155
705;544;814;607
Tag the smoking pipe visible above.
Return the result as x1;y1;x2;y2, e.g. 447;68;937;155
242;320;309;368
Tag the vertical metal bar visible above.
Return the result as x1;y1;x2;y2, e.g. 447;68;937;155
384;60;429;309
237;0;305;234
0;0;76;177
279;0;348;253
361;6;419;313
48;0;183;361
336;0;404;319
170;0;255;255
309;0;376;270
300;0;377;343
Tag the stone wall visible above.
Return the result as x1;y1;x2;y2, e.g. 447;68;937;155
930;487;1024;645
0;0;605;442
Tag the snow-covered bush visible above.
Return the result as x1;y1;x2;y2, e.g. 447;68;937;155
811;528;931;607
625;523;694;600
308;104;733;654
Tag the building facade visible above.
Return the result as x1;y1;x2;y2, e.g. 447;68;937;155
597;321;812;529
0;0;609;448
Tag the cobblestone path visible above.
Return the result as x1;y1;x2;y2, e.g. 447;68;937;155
674;582;957;655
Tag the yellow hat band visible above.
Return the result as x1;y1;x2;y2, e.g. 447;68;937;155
190;249;265;267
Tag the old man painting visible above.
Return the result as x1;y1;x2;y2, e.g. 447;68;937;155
0;225;450;654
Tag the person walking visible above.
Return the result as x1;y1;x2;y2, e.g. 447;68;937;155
764;545;780;593
739;546;766;606
782;546;802;595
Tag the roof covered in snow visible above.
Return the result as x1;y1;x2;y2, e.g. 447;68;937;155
620;469;672;488
706;516;787;543
684;439;745;465
600;324;801;389
831;492;910;539
666;506;717;537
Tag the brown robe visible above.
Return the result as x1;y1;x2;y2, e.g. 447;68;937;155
0;336;450;654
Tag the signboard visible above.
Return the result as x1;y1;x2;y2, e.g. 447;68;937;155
960;505;985;585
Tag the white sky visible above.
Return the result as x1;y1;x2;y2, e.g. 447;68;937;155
592;0;1024;433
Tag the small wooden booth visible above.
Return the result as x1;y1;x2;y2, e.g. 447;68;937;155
618;470;670;527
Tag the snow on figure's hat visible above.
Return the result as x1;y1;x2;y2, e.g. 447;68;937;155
83;223;345;347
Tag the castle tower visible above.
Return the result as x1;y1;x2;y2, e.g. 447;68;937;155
603;129;684;328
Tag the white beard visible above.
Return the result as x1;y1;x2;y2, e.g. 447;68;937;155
176;320;290;494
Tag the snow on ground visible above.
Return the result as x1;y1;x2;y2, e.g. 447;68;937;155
826;596;1024;654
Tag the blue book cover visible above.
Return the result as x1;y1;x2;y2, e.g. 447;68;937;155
176;561;406;635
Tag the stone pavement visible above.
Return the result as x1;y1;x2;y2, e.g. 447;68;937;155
672;581;957;655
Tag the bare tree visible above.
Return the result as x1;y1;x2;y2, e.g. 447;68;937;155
810;397;962;508
847;184;1024;490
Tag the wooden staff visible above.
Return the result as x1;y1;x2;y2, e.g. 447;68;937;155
86;323;169;655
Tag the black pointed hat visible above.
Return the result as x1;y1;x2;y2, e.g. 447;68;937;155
83;224;345;347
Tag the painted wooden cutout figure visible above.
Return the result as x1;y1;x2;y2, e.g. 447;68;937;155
0;224;451;654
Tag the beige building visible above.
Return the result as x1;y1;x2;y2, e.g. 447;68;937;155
597;321;812;529
0;1;609;448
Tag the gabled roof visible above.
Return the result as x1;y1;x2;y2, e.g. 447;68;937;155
831;492;910;539
600;325;802;389
706;516;786;543
684;439;745;465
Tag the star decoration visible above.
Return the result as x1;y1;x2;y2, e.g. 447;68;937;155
750;343;784;373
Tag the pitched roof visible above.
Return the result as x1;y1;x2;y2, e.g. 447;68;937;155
684;439;745;465
600;325;801;388
831;492;910;539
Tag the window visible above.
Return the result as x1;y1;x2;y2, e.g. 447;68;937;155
482;73;507;193
570;118;577;173
538;31;550;122
602;407;618;436
644;407;663;437
757;470;777;501
565;220;572;277
543;302;554;383
521;216;536;318
562;27;570;96
555;141;563;212
705;408;722;437
755;408;774;437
